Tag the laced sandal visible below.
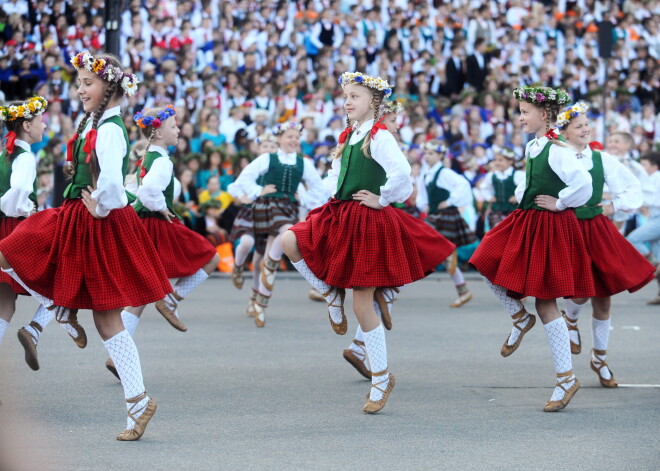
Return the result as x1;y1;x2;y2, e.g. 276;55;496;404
501;308;536;357
105;358;120;380
260;256;279;292
561;310;581;355
232;265;245;290
590;349;618;388
543;370;580;412
254;292;270;328
445;251;458;276
116;392;157;441
343;340;371;379
246;289;259;317
324;287;347;335
450;287;473;308
51;306;87;349
155;292;187;332
308;288;325;302
17;321;41;371
363;370;395;414
374;287;399;331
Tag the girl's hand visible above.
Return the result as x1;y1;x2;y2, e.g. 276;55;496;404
508;195;518;203
160;209;176;223
239;195;254;205
598;202;614;217
81;185;106;219
437;201;450;210
260;184;277;196
352;190;384;210
534;195;560;212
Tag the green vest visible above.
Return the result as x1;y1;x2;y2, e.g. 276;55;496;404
133;150;179;220
0;147;37;218
518;142;567;210
491;171;517;212
262;153;304;201
574;151;604;220
426;165;451;214
335;134;386;200
63;115;130;199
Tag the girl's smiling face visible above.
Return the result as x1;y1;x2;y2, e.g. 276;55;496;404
382;112;398;134
343;83;373;124
157;116;179;148
76;68;107;112
423;149;442;167
518;101;547;136
278;129;300;154
562;114;591;150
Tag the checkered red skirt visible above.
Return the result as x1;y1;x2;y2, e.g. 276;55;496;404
579;214;655;297
0;217;27;295
0;199;172;311
469;209;594;300
229;204;255;242
140;217;217;278
290;199;456;288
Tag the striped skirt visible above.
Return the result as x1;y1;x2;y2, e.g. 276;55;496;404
229;204;255;242
253;196;299;237
426;207;476;247
487;210;513;230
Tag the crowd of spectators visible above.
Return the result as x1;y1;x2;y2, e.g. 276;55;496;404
0;0;658;242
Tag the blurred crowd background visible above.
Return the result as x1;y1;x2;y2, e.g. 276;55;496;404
0;0;658;250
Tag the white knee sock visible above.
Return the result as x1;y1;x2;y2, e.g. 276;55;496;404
234;235;254;267
363;323;389;401
174;269;208;299
268;232;284;261
592;318;612;380
103;330;148;429
563;299;581;346
2;268;53;308
0;318;8;344
450;267;465;286
292;259;343;324
121;310;140;337
544;318;576;401
351;301;381;346
481;275;528;346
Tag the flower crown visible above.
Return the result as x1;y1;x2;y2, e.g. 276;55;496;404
256;132;278;144
512;86;570;106
338;72;392;98
556;102;589;130
422;141;448;154
381;99;404;115
70;51;140;97
0;96;48;122
272;121;302;136
134;105;176;129
496;146;517;160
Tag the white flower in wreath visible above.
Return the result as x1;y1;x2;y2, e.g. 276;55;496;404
122;76;139;96
8;106;18;114
83;55;94;71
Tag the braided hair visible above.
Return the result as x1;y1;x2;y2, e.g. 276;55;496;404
2;100;35;163
136;107;170;170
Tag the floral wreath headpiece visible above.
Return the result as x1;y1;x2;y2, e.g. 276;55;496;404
70;51;139;97
272;121;302;136
422;141;448;154
338;72;392;98
512;86;570;106
0;96;48;122
134;105;176;129
256;132;278;144
496;147;517;160
381;99;404;115
555;102;588;130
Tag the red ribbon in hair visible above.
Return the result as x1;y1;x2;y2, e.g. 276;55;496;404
3;131;16;154
338;125;352;145
136;158;147;178
370;119;387;140
589;141;604;151
82;129;98;163
66;133;79;162
544;129;559;140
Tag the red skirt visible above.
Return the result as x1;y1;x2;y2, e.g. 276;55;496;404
0;217;27;295
290;199;456;288
0;199;172;311
141;217;217;278
470;209;594;300
579;214;655;297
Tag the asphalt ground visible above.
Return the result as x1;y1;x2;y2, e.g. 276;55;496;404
0;273;658;471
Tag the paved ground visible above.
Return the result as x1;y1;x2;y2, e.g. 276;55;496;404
0;273;658;471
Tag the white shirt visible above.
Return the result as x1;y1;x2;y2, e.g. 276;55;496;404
87;106;128;217
228;149;328;204
135;145;173;212
477;167;526;203
416;162;473;211
642;170;660;209
0;139;36;217
573;147;642;213
325;119;412;207
514;136;592;211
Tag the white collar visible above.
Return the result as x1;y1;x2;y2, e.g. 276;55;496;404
93;105;121;124
277;148;297;159
148;144;169;158
14;139;31;153
494;167;514;178
531;134;548;147
427;161;443;175
355;119;375;136
574;145;592;159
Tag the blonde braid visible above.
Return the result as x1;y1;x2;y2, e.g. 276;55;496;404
63;112;92;178
87;83;118;185
330;115;352;160
360;91;384;159
140;128;157;178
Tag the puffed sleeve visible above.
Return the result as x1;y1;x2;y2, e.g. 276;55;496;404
91;122;128;217
135;157;173;212
1;152;36;217
300;157;330;207
438;167;473;207
415;173;429;211
230;153;270;199
369;131;413;207
548;144;592;210
601;152;643;212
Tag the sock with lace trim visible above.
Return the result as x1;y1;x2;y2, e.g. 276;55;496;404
544;317;576;401
2;268;53;308
292;259;343;324
363;323;389;401
592;317;612;380
481;276;528;346
174;269;209;299
121;310;141;337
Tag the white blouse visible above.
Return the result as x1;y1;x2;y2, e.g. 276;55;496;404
86;106;128;217
477;167;526;203
0;139;36;218
416;162;473;211
135;145;173;212
324;119;412;207
643;170;660;209
514;136;592;210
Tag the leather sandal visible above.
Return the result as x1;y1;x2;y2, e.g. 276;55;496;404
51;306;87;349
324;287;346;335
363;370;395;413
343;340;371;379
254;292;270;328
155;292;187;332
374;287;399;330
17;321;41;371
260;256;279;292
232;265;245;290
561;310;581;355
501;308;535;357
116;392;157;441
543;370;580;412
105;357;120;380
590;349;618;388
